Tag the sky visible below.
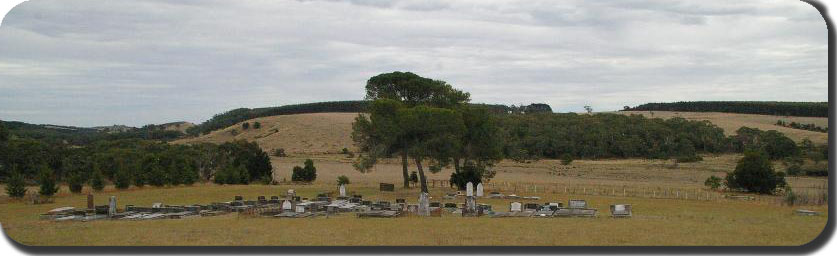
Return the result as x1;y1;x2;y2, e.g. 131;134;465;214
0;0;828;127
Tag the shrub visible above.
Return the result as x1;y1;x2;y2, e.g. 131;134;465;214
242;122;250;130
786;165;802;176
67;172;85;193
113;168;132;190
37;165;59;196
214;164;249;185
147;164;167;187
5;171;27;198
725;151;786;194
273;148;287;157
337;175;350;185
675;155;703;163
409;171;418;184
704;175;722;190
291;159;317;182
449;163;483;190
90;170;105;191
560;154;573;165
253;122;261;129
133;171;146;187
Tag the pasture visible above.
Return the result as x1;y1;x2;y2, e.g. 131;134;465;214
1;153;828;246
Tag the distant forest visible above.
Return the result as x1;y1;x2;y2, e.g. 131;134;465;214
184;101;535;136
623;101;827;117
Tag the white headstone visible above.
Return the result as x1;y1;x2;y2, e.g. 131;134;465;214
510;202;522;212
108;196;117;217
476;183;484;197
418;192;430;216
339;184;347;197
295;205;306;213
282;200;293;210
466;182;474;197
287;189;295;197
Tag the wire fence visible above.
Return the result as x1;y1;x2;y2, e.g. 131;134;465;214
428;179;828;206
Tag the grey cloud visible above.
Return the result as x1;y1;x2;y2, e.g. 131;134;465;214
0;0;827;126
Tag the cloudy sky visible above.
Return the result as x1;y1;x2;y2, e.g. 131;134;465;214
0;0;827;127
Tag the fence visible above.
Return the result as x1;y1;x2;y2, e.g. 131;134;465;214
429;179;828;206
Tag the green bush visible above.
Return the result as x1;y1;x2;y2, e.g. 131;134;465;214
242;122;250;130
725;151;786;194
786;165;802;176
67;172;85;193
273;148;287;157
449;163;483;190
337;175;350;185
5;171;27;198
704;175;722;190
560;154;573;165
291;159;317;182
253;122;261;129
113;168;132;190
90;170;105;191
409;171;418;184
38;166;59;197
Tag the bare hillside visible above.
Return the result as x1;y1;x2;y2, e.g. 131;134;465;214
619;111;827;144
173;113;359;154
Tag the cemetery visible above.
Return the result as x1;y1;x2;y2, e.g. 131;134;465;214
38;182;635;222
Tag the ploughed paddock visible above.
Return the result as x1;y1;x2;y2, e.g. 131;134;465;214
39;182;637;221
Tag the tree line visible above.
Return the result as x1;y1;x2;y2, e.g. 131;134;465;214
624;101;827;117
775;120;828;133
1;119;273;196
350;72;828;192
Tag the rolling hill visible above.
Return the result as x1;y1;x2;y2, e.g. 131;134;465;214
173;113;359;154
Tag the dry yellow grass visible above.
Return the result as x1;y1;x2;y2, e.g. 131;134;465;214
0;183;828;246
618;111;828;144
173;113;358;154
5;112;826;246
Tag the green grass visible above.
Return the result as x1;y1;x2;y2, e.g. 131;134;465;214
0;183;828;246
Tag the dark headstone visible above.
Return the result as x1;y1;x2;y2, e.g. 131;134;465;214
379;183;395;192
234;195;244;201
444;203;457;208
525;203;540;210
396;198;406;204
430;202;441;208
361;200;372;206
87;194;94;210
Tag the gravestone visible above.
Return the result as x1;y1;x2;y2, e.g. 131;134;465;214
379;183;395;192
108;196;117;217
287;189;296;199
444;203;457;208
234;195;244;201
339;184;347;197
295;205;306;213
476;183;484;197
568;199;587;209
418;192;430;216
610;204;632;218
466;182;474;197
87;194;94;210
395;198;406;204
282;200;293;211
463;196;477;217
525;203;540;211
430;202;441;208
510;202;522;212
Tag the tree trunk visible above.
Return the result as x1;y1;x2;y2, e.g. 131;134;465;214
453;157;461;173
401;150;410;188
415;158;429;193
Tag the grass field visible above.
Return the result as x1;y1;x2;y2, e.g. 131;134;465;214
0;153;829;246
3;112;829;246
